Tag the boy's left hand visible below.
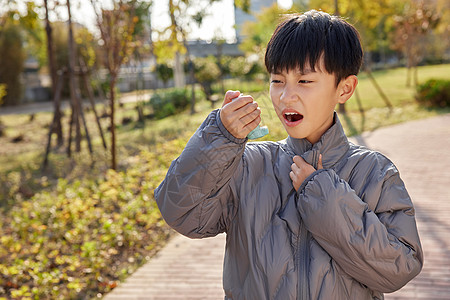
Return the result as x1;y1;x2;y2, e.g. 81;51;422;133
290;154;323;191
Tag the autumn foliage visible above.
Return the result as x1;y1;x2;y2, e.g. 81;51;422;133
0;145;179;298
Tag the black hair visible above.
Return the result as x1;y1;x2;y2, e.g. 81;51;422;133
264;10;363;86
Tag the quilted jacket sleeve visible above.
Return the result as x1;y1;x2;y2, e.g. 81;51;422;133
154;109;246;238
297;157;423;293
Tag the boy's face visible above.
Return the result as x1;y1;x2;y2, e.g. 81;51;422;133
269;58;354;144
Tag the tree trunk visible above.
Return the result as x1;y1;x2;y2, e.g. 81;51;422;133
43;71;64;168
406;65;411;87
338;103;346;114
44;0;63;146
67;105;74;157
216;42;225;95
80;59;107;149
110;77;117;170
174;51;185;88
169;0;195;113
413;66;419;87
405;47;412;87
367;71;393;110
67;0;81;152
190;76;196;115
183;46;196;115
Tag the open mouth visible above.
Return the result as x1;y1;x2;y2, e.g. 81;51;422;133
284;112;303;123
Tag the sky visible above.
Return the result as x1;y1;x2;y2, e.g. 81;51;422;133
149;0;293;41
10;0;293;42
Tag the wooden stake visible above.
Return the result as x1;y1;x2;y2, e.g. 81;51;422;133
43;71;64;168
79;59;107;149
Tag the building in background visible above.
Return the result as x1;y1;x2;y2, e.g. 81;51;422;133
21;58;51;103
234;0;277;41
18;1;282;102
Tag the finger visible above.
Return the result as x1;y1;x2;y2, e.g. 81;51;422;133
222;90;241;107
228;96;255;112
290;171;300;191
224;103;259;132
234;101;259;120
242;101;259;114
239;106;261;127
318;154;324;170
243;115;262;133
221;97;255;123
293;155;306;166
291;162;300;174
220;95;253;126
289;170;295;181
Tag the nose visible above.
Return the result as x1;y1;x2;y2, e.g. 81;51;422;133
279;84;298;105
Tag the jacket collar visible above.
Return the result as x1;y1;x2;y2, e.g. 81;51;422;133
285;112;349;169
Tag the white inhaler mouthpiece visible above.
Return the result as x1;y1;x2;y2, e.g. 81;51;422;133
232;94;269;140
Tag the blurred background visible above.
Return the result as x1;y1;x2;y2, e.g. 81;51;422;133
0;0;449;298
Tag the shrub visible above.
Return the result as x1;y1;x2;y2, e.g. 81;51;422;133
416;79;450;108
193;56;221;99
228;56;264;80
149;88;189;119
0;148;174;299
155;64;174;88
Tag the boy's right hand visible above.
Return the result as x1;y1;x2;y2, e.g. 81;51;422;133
220;90;262;139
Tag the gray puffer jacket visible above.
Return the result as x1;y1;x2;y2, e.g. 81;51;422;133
155;110;423;300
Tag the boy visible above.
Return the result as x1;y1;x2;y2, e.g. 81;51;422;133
155;10;423;299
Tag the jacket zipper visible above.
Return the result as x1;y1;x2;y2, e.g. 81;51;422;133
297;151;318;300
297;221;310;300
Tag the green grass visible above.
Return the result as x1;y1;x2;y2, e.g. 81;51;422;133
345;64;450;111
0;63;448;299
247;64;450;141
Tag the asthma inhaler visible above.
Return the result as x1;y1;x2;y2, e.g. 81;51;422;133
233;94;269;140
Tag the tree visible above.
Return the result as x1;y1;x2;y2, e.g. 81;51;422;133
391;0;441;86
44;1;108;167
90;0;139;170
193;56;221;101
20;1;46;67
0;1;41;106
153;0;251;114
0;23;24;106
225;55;262;81
128;0;153;98
66;0;92;155
240;4;292;62
428;0;450;63
166;0;195;112
44;0;63;146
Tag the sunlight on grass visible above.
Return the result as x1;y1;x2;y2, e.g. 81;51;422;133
346;64;450;112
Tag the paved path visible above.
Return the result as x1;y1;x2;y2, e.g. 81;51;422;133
0;92;152;116
105;114;450;300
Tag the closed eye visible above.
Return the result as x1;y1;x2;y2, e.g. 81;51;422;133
271;79;283;84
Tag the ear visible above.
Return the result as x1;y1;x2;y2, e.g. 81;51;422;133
337;75;358;104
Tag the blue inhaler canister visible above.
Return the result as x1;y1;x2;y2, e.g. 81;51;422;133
247;124;269;139
233;94;269;140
